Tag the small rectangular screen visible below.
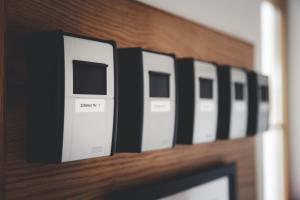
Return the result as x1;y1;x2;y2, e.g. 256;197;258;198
73;60;107;95
149;71;170;98
234;82;244;100
199;78;213;99
260;86;269;102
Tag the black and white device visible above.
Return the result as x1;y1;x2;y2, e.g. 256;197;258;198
257;74;269;133
117;48;177;152
27;31;117;163
217;66;248;139
247;72;269;135
176;59;218;144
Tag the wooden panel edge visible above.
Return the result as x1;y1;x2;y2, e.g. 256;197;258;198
279;0;290;199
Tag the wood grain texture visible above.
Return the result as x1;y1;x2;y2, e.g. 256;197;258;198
0;0;6;199
5;0;255;199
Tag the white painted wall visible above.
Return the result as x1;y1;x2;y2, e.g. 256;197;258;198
260;3;285;200
288;0;300;199
137;0;262;70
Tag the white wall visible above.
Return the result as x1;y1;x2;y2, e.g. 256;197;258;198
288;0;300;199
260;3;285;200
137;0;262;70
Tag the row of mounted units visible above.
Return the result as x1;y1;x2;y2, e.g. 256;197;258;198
27;31;269;163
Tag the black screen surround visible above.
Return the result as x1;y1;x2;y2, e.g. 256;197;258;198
234;82;244;100
199;78;213;99
149;71;170;98
73;60;107;95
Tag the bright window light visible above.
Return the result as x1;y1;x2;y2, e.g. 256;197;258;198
260;1;285;200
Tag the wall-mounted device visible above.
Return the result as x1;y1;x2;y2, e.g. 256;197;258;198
247;72;269;135
217;66;248;139
176;59;218;144
27;31;117;163
257;74;269;133
117;48;177;152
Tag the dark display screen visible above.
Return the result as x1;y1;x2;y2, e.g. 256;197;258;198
260;85;269;102
149;71;170;98
73;60;107;95
234;82;244;100
199;78;213;99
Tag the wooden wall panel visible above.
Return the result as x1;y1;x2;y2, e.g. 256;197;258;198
5;0;255;199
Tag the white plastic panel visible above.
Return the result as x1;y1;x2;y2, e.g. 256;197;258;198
141;51;176;151
229;68;248;139
257;75;269;133
193;61;218;143
62;35;115;162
